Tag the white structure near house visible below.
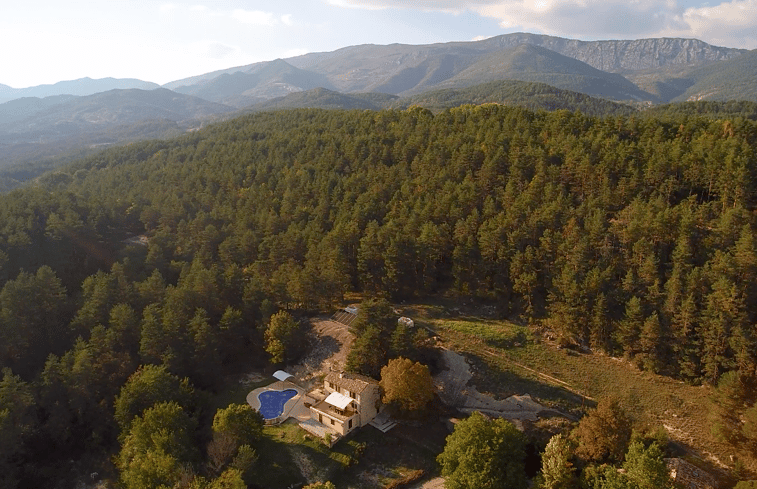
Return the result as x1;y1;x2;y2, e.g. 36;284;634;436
398;317;414;328
306;371;380;436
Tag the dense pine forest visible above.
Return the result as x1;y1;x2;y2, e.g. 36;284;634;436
2;104;757;487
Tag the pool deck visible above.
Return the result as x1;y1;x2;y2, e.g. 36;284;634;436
246;381;311;423
246;379;341;441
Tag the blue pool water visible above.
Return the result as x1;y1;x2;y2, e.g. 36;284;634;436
258;389;298;419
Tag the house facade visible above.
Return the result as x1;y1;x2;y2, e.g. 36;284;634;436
307;371;380;436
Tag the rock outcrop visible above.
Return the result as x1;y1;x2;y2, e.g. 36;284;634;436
485;33;745;72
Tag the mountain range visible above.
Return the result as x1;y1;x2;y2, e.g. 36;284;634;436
165;33;749;106
0;32;756;186
0;77;159;104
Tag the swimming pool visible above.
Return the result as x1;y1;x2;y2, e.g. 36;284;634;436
258;388;298;420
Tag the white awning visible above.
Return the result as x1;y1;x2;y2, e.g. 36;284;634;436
273;370;294;382
324;391;354;410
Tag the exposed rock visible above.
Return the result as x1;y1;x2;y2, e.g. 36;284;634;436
487;34;745;73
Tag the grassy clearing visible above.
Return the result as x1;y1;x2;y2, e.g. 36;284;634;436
332;423;445;489
251;420;443;489
414;310;744;476
254;420;365;487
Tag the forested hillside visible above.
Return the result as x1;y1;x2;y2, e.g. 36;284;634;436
1;105;757;486
392;80;636;116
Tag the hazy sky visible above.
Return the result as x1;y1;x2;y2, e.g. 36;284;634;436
1;0;755;88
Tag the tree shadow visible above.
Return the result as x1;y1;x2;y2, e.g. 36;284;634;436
462;351;595;418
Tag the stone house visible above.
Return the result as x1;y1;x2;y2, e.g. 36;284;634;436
307;371;380;436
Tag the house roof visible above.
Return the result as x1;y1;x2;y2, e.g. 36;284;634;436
325;371;378;394
325;391;354;410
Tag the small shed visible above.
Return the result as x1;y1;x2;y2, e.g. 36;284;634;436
345;306;358;315
398;317;414;328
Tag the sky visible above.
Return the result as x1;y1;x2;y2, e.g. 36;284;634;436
1;0;755;89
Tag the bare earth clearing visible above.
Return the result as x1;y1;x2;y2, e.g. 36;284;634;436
288;317;355;390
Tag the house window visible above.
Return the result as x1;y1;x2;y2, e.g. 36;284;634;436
330;418;335;425
348;419;353;429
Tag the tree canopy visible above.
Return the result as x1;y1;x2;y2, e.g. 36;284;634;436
0;102;756;484
437;411;528;489
572;397;632;464
379;357;435;414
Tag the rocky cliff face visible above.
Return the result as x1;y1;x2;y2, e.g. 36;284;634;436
487;34;746;72
185;34;745;101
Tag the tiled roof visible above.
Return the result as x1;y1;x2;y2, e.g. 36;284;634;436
325;371;378;394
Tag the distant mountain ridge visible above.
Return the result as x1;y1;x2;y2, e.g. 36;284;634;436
0;88;234;175
423;44;653;101
1;34;751;108
0;88;232;141
172;58;335;108
162;33;749;106
475;34;746;72
0;77;160;104
1;32;756;191
251;81;636;117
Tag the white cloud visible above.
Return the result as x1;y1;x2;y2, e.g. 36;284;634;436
159;3;178;14
322;0;757;47
232;9;277;26
326;0;388;10
281;14;294;26
679;0;757;47
472;34;492;40
476;0;677;37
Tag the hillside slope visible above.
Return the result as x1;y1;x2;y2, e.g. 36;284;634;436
423;44;653;101
165;34;745;105
392;79;636;116
0;77;159;104
676;49;757;102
